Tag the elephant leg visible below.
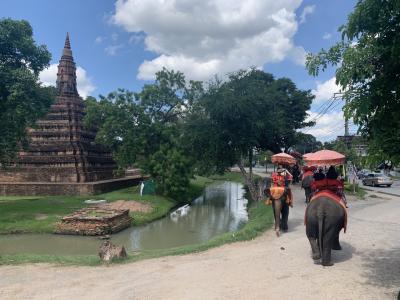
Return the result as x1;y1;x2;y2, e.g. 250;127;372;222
308;238;321;260
305;188;311;203
332;233;342;250
280;201;289;231
321;220;339;266
272;199;282;236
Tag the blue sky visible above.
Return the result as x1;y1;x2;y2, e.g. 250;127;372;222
0;0;357;141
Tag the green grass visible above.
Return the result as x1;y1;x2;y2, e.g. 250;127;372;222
0;173;241;234
344;183;367;199
208;172;245;183
0;185;176;234
0;200;273;266
0;172;274;266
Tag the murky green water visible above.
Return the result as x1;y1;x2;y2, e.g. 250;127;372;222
0;181;248;255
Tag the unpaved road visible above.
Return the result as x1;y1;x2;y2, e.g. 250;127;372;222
0;186;399;300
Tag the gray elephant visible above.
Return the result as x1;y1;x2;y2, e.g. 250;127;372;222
305;193;347;266
301;173;314;203
265;186;292;236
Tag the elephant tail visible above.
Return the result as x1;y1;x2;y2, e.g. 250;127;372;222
317;208;324;259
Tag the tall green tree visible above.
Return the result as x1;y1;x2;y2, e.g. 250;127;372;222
0;18;54;164
291;132;323;154
185;69;313;200
85;69;203;201
306;0;400;163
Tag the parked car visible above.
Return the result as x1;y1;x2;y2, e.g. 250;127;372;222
362;173;393;187
357;169;371;179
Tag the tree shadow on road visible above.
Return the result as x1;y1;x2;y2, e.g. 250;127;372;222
361;247;400;298
332;241;355;264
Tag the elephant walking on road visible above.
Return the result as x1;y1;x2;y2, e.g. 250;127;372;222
265;186;292;236
301;168;315;203
305;192;347;266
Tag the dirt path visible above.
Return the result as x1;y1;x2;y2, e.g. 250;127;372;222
0;186;399;300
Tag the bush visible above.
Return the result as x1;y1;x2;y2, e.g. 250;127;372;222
144;146;192;202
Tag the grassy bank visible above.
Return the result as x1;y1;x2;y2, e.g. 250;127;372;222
0;172;273;266
0;201;273;266
0;174;233;234
0;186;177;234
344;183;367;199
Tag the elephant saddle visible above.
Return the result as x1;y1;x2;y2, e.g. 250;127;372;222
268;186;293;207
311;178;344;193
309;190;348;233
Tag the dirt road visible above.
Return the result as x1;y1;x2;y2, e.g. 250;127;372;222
0;186;399;300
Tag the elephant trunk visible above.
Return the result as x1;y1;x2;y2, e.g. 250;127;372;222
273;199;282;236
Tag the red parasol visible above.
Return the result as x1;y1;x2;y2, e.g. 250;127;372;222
271;152;296;166
303;150;345;166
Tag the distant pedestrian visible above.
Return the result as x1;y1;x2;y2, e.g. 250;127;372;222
292;164;300;184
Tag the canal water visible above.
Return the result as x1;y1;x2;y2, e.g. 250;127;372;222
0;181;248;255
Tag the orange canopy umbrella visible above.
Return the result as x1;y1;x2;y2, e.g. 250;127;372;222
302;153;313;159
271;152;296;166
303;150;345;166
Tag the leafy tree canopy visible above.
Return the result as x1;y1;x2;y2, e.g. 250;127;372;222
185;69;314;200
0;18;54;164
85;69;203;201
290;132;323;154
306;0;400;163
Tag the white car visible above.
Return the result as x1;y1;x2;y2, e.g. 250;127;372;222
362;173;393;187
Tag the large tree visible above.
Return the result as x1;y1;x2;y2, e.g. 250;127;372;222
0;18;54;164
85;69;203;201
306;0;400;163
291;132;323;154
185;69;314;200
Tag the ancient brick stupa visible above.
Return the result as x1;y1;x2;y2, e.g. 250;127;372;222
0;34;140;196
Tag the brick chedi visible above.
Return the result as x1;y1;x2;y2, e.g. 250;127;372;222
0;34;140;195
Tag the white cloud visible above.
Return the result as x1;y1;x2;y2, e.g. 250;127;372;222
129;33;145;45
39;64;96;98
112;0;304;80
301;110;345;142
75;67;96;98
111;33;119;42
288;45;307;66
299;5;315;24
95;36;104;43
301;76;356;141
312;77;342;104
322;33;332;40
105;44;123;56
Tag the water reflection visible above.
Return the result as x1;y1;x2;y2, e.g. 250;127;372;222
0;181;248;255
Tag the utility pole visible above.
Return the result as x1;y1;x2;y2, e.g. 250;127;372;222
334;92;354;191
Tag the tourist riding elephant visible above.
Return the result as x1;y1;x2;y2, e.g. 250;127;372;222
305;192;347;266
265;186;292;236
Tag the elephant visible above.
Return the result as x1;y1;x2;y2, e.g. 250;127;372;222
301;174;314;203
305;193;346;266
265;186;292;236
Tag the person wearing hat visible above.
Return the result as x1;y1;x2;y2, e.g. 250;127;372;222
272;167;286;187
